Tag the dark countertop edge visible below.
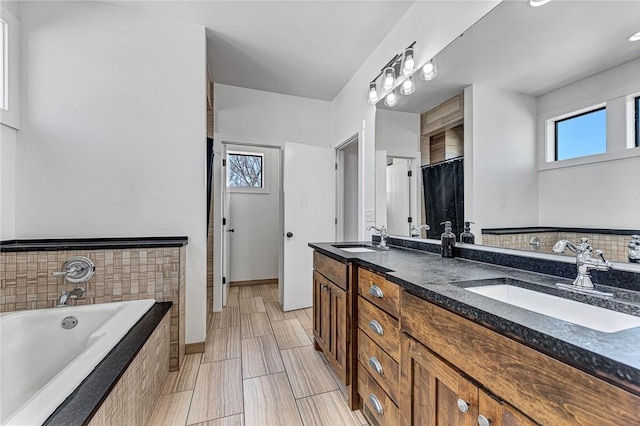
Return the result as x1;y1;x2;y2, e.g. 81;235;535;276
0;236;188;252
482;226;640;235
44;302;172;426
309;241;640;395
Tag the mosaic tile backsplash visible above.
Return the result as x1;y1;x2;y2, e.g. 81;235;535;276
0;246;185;370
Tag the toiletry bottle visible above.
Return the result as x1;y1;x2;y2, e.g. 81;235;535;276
460;221;475;244
440;221;456;258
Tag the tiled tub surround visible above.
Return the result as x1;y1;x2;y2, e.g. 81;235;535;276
0;237;187;370
482;227;640;262
310;240;640;396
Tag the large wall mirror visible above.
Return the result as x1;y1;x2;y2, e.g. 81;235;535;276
375;0;640;263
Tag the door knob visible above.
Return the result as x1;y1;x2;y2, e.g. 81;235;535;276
286;232;293;238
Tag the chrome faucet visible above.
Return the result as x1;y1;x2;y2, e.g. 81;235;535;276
410;224;430;237
56;287;86;307
552;238;613;291
629;235;640;263
367;225;390;250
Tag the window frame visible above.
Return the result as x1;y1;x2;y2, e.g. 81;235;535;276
553;105;607;161
226;150;270;194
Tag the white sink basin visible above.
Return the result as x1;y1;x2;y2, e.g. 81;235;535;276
339;247;375;253
467;284;640;333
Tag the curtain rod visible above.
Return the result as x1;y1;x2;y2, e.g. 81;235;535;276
421;156;463;169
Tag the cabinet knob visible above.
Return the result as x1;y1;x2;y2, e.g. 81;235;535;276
369;319;384;336
457;399;470;413
368;356;384;375
368;285;384;298
369;394;384;415
286;232;293;238
478;415;491;426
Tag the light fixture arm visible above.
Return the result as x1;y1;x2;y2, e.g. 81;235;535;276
369;41;417;84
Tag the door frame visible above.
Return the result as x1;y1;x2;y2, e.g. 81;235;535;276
335;133;363;241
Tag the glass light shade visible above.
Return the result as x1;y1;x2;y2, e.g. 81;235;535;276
400;47;415;77
368;82;379;104
420;58;438;81
384;90;398;107
382;66;396;91
529;0;551;6
629;31;640;42
399;77;415;95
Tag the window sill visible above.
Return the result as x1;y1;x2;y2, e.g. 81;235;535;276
538;146;640;172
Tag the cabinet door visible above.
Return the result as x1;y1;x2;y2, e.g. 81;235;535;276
313;271;331;350
400;335;478;426
329;281;347;381
477;391;538;426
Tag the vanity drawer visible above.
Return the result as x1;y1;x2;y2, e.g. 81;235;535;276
357;329;400;405
313;251;348;290
358;297;400;361
358;268;400;318
358;364;399;426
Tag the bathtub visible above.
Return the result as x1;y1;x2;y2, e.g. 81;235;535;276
0;299;156;426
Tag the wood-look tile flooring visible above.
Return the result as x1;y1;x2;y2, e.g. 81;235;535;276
148;284;368;426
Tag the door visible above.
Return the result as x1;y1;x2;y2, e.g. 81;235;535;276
221;145;231;306
386;158;411;236
282;141;335;311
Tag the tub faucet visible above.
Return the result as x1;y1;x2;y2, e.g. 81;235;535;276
552;238;612;290
57;287;86;307
410;224;430;237
367;225;389;250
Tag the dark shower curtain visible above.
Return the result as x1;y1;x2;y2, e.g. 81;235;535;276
422;157;464;239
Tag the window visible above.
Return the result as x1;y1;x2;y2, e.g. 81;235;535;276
635;96;639;148
554;107;606;161
227;151;264;188
0;19;7;111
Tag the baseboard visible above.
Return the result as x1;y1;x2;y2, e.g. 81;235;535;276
185;342;205;355
229;278;278;287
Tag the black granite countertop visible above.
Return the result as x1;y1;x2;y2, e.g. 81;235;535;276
0;236;188;252
309;241;640;395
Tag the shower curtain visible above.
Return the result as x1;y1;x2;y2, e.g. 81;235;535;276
422;157;464;239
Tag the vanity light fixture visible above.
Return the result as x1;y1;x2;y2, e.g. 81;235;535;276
400;76;415;95
368;82;379;104
529;0;551;7
419;58;437;81
384;90;398;107
629;31;640;42
400;46;416;76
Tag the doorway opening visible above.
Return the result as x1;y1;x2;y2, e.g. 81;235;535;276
335;134;359;242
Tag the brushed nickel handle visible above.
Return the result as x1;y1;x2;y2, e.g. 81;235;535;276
457;398;470;413
478;415;491;426
368;356;383;375
368;285;384;298
369;394;384;415
369;319;384;335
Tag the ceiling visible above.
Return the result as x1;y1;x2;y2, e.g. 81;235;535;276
381;0;640;113
106;1;415;101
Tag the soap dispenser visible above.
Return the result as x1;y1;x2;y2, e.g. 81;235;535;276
440;221;456;258
460;221;475;244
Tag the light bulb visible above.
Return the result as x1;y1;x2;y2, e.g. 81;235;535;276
420;58;437;81
400;77;415;95
529;0;551;6
368;82;379;104
401;47;416;77
382;66;396;90
384;90;398;107
629;31;640;42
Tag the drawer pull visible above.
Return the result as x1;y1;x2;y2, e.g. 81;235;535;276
369;394;384;415
369;319;384;335
478;415;491;426
457;398;470;413
368;285;384;298
368;356;384;375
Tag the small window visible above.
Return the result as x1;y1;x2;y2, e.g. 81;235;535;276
635;96;639;148
227;151;264;188
0;19;7;111
555;107;606;161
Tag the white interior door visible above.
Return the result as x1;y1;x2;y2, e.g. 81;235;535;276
387;158;411;236
282;141;335;311
221;145;231;306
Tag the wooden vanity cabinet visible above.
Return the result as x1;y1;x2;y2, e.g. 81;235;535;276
313;270;347;381
401;291;640;426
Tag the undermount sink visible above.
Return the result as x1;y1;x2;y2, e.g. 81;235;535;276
466;284;640;333
332;244;377;253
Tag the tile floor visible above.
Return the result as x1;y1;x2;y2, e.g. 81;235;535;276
147;284;368;426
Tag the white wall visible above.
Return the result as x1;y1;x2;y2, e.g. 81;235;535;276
537;59;640;228
227;144;280;281
330;1;499;237
16;2;207;344
0;124;15;239
375;109;420;157
215;84;331;146
464;85;539;241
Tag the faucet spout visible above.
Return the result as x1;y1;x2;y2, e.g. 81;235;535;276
367;225;390;250
553;239;612;290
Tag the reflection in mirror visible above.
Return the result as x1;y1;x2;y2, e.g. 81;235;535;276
376;0;640;262
386;157;411;236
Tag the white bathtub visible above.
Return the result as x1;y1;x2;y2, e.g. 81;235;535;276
0;299;156;426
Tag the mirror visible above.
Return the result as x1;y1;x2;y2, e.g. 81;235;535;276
376;0;640;263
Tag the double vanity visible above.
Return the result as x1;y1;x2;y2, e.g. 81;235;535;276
309;239;640;425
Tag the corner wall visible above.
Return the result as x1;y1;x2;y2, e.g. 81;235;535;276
15;2;207;344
